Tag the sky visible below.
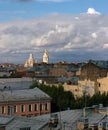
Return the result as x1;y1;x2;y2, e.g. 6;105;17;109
0;0;108;63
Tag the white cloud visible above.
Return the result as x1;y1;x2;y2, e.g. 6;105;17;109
87;8;101;15
0;13;108;63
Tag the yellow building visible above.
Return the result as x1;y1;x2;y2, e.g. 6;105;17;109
97;76;108;94
78;79;95;96
63;79;95;98
63;83;83;98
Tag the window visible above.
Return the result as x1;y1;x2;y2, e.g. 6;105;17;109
34;104;38;111
21;105;25;112
40;104;42;111
14;105;17;113
40;104;45;111
8;106;10;115
8;106;15;115
2;106;5;114
28;104;32;112
99;83;100;87
20;127;31;130
45;103;48;110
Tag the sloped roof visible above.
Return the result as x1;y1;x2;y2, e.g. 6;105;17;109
0;87;51;102
0;108;106;130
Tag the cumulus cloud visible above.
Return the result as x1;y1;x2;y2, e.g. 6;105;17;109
87;8;101;15
0;13;108;63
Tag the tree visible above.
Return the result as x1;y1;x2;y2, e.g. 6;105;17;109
29;82;108;112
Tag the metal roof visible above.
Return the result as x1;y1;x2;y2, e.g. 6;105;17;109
6;116;48;130
31;109;83;130
0;108;106;130
0;78;33;90
0;87;51;102
0;115;14;125
88;113;105;125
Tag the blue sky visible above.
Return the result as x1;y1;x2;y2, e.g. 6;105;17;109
0;0;108;63
0;0;108;22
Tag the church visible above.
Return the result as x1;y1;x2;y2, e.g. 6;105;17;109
43;49;49;64
24;50;49;67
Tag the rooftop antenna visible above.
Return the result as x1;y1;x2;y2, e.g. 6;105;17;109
83;107;86;118
107;107;108;123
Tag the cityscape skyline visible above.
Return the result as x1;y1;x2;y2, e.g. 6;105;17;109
0;0;108;63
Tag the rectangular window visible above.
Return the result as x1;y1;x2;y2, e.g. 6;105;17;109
21;105;25;112
2;106;5;114
45;103;48;110
8;106;10;115
34;104;38;111
40;104;45;111
42;104;45;110
14;105;17;113
8;106;15;115
28;104;32;112
40;104;42;111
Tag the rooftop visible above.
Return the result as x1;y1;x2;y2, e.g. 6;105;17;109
0;87;51;102
0;106;107;130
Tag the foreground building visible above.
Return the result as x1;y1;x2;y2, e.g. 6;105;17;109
0;115;48;130
0;88;51;117
0;105;108;130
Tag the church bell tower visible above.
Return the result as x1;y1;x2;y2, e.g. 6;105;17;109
43;50;49;64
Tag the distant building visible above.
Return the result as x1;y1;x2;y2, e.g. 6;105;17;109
24;53;35;68
78;79;95;96
97;75;108;94
49;67;67;77
43;50;49;64
0;88;51;117
80;60;108;81
63;83;83;98
80;61;100;81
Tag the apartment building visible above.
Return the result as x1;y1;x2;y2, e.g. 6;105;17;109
0;88;51;117
97;76;108;94
80;61;100;81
